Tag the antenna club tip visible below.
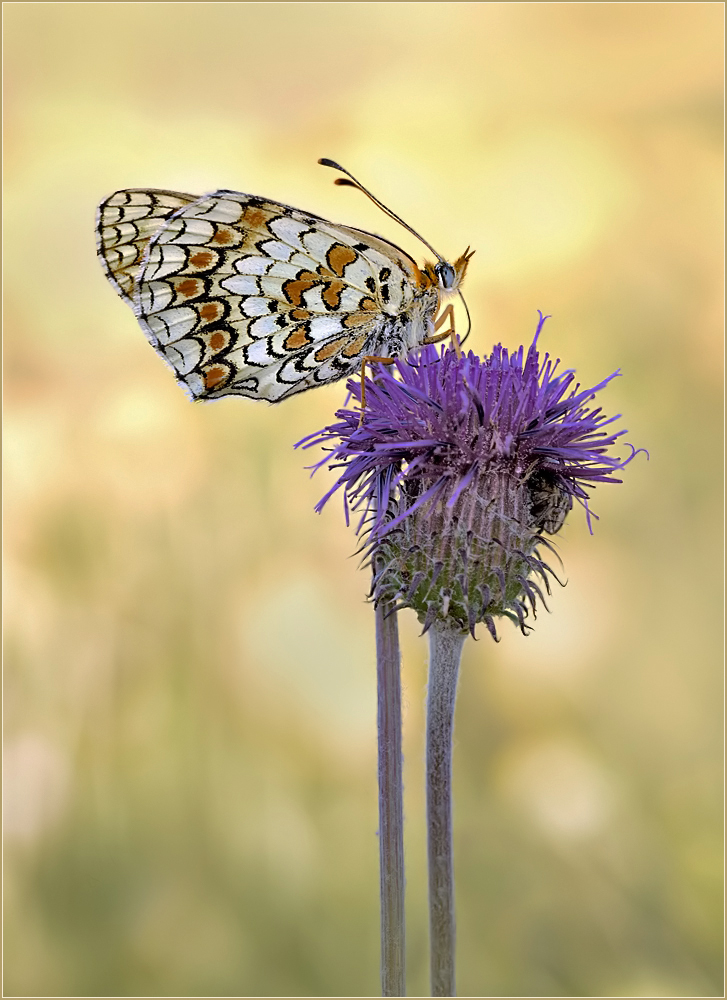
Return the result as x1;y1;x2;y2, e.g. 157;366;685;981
316;159;447;265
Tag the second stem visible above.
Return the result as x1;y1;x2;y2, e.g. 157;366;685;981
426;624;466;998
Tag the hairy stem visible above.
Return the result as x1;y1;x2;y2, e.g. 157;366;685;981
426;625;466;997
376;598;405;997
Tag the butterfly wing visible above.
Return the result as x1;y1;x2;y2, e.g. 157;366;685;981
96;189;199;305
131;190;430;401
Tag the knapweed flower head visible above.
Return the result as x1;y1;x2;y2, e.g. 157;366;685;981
299;313;643;639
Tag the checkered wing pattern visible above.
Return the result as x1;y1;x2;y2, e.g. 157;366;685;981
97;188;440;401
96;189;198;305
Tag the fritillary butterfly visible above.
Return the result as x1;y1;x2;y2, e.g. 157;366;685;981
96;160;473;402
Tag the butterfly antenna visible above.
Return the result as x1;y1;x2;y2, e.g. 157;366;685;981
318;158;446;263
458;290;472;347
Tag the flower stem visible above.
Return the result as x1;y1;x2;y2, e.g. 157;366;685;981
426;624;466;998
376;597;405;997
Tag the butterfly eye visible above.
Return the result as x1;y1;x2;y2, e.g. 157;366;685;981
435;262;456;290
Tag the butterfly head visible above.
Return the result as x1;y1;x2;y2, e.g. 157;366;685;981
425;248;475;295
434;261;457;289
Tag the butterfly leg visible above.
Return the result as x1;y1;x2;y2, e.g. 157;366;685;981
359;355;397;423
424;304;463;357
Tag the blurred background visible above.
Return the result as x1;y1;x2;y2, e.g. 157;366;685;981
3;3;723;997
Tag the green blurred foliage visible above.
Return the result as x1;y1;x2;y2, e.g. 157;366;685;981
3;3;723;997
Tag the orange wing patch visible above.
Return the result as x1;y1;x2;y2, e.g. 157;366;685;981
342;333;369;358
207;331;228;352
322;279;344;310
284;327;313;350
327;244;358;277
174;277;204;300
283;271;318;307
211;227;237;246
203;364;231;390
199;328;232;355
314;337;348;362
198;301;224;324
344;311;374;328
242;205;271;231
189;250;217;270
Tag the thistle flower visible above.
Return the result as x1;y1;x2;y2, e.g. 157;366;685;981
298;313;644;998
299;312;642;640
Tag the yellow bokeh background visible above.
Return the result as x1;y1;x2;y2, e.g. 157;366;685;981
3;4;723;997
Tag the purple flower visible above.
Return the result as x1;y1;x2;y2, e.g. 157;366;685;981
298;313;644;639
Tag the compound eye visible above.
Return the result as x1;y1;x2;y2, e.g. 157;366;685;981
435;262;456;290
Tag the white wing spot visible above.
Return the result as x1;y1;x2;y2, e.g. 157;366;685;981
220;274;260;296
260;240;294;262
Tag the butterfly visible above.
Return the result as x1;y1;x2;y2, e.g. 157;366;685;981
96;159;474;404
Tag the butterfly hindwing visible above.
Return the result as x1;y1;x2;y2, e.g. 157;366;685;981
96;189;199;305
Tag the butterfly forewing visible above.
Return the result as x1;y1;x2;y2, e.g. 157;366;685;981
98;187;441;402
